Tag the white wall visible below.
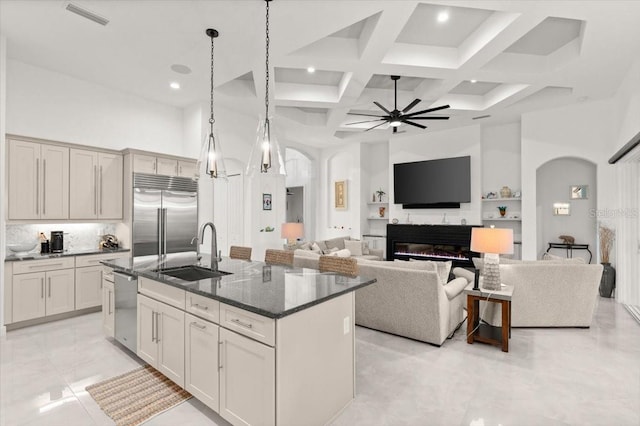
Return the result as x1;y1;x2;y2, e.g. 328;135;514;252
7;60;183;154
612;58;640;149
521;99;617;260
388;125;482;226
0;35;7;335
481;123;521;194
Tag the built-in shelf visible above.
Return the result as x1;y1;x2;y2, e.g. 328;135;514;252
367;217;389;221
367;202;389;205
483;218;521;222
482;198;521;202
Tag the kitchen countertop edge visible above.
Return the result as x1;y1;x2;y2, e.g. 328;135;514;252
5;248;130;262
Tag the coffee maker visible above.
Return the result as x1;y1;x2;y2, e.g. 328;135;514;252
50;231;64;253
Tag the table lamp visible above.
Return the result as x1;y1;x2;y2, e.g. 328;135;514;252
470;226;514;291
281;222;304;247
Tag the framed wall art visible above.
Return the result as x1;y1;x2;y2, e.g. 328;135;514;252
335;180;347;209
571;185;588;199
263;193;272;210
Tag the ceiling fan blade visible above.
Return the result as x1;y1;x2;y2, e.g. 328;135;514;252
403;120;427;129
404;104;451;117
347;112;386;118
402;99;421;113
346;119;387;125
408;116;450;120
373;101;392;115
365;121;389;132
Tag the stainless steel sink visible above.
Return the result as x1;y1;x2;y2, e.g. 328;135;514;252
157;265;231;281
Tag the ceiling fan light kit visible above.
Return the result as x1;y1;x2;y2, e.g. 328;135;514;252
347;75;450;133
247;0;286;177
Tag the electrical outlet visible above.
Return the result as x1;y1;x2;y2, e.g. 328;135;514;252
343;316;350;334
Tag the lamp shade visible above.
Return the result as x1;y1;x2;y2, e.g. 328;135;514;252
281;223;304;240
470;227;514;255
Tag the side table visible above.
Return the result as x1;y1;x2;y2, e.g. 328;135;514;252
465;283;514;352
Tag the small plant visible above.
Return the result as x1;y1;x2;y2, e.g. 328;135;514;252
599;225;615;264
498;206;507;216
376;188;386;202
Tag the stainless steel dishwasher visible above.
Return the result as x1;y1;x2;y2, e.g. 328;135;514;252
114;271;138;353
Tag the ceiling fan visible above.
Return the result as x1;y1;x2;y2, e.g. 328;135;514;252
346;75;450;133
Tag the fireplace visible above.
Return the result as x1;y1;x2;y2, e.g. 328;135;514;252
387;224;480;268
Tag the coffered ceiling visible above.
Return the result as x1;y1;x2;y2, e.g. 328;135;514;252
2;1;640;147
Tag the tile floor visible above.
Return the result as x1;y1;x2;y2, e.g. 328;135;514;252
1;298;639;426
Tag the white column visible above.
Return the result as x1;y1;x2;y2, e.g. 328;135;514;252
0;34;7;335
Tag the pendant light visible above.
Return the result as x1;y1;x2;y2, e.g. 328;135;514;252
246;0;285;176
198;28;226;179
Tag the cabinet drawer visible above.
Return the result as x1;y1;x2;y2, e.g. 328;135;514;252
138;276;185;310
186;292;220;324
75;252;128;268
13;257;75;274
220;303;275;346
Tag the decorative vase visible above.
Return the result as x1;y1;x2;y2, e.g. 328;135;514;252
500;186;512;198
599;263;616;297
498;207;507;217
379;206;386;218
372;193;376;202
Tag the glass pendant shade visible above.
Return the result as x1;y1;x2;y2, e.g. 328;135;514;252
198;125;226;179
246;117;285;176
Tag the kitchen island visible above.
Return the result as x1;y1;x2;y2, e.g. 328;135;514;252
102;253;376;426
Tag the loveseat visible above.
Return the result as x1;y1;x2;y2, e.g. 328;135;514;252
455;262;603;327
354;261;468;346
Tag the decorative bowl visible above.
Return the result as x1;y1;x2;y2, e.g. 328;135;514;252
8;242;38;254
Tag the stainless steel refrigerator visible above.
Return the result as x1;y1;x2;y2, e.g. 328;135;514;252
132;173;198;257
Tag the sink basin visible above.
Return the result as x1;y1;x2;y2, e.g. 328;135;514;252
157;265;231;281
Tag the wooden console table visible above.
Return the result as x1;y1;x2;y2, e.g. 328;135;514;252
546;242;592;264
465;284;513;352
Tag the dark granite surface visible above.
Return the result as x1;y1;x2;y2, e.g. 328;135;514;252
5;247;130;262
102;253;376;319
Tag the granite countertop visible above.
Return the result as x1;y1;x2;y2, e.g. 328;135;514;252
5;247;130;262
102;252;376;319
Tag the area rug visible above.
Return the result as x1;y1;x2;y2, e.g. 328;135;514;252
86;365;191;426
624;304;640;326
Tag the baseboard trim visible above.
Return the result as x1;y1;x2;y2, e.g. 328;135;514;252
6;307;101;331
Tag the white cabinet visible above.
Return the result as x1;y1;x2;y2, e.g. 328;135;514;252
75;265;103;309
219;327;275;426
69;149;123;220
137;294;185;387
7;139;69;220
12;268;75;322
132;153;197;177
185;313;219;412
102;278;115;338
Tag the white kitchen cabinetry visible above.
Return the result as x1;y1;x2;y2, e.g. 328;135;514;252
137;294;185;387
12;268;75;322
184;313;220;412
102;277;115;338
219;326;275;426
7;139;69;220
132;153;197;178
75;266;103;309
69;149;123;220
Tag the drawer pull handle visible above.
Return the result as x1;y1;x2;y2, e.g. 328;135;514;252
218;341;223;370
231;318;253;329
191;321;206;330
191;303;209;311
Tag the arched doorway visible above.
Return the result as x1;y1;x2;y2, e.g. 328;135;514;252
285;148;315;242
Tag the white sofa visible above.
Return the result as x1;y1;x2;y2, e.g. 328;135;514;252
292;236;383;263
455;262;603;327
354;261;468;346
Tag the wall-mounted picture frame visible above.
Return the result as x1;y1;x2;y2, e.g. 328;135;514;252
553;202;570;215
571;185;588;199
335;180;347;209
263;193;272;210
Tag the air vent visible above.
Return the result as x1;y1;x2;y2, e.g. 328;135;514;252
472;114;491;120
66;3;109;26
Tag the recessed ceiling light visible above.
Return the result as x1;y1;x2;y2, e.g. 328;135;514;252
170;82;180;90
170;64;192;75
470;79;477;83
437;11;449;23
307;66;316;73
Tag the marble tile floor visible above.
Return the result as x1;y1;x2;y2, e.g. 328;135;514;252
1;298;638;426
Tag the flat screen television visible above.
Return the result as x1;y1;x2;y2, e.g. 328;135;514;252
393;156;471;208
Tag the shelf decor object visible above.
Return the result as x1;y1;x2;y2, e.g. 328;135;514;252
246;0;285;177
198;28;226;179
471;227;514;291
498;206;507;217
500;186;512;198
599;224;616;297
376;188;386;202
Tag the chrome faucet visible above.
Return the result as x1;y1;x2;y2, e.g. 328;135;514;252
190;236;201;261
199;222;221;271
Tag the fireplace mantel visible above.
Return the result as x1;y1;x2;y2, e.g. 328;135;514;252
386;224;480;268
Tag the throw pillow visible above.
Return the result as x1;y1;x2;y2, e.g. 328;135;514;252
325;236;349;250
542;252;586;263
330;248;351;257
344;239;363;256
310;242;322;254
324;247;340;255
298;242;312;250
317;240;328;252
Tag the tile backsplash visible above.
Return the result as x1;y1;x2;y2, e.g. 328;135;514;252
6;223;117;253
